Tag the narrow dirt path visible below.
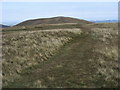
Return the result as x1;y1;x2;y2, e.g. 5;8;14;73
6;34;104;88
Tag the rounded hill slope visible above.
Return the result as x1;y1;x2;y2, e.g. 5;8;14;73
15;16;93;26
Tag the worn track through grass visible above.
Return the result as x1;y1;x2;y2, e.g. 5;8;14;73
5;33;108;88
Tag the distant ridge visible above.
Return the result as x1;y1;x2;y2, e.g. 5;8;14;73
0;24;9;28
92;20;118;23
15;16;93;26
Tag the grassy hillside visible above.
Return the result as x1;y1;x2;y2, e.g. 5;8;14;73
15;16;93;26
2;23;119;88
2;23;83;32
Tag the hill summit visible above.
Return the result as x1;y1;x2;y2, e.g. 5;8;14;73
15;16;93;26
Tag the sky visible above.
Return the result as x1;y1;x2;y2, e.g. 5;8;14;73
1;2;118;25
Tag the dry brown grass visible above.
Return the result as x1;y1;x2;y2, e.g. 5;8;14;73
90;27;119;87
2;23;119;88
2;29;82;87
